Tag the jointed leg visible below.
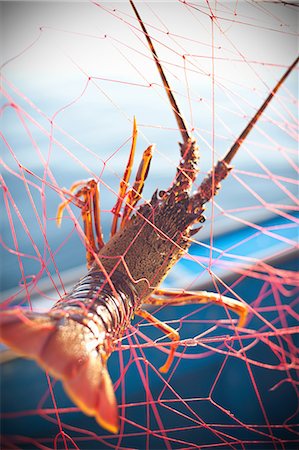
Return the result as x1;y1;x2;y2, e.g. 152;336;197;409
56;180;88;226
139;289;247;373
111;116;153;234
146;289;248;328
136;308;180;373
56;179;104;268
91;180;105;254
121;144;153;228
111;117;138;237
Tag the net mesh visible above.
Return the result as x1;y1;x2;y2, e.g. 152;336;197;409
1;1;298;449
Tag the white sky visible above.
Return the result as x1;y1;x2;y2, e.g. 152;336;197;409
1;1;298;173
1;1;297;83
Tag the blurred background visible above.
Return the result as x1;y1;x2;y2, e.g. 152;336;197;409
1;1;298;449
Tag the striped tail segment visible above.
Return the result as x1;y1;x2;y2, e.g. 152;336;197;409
0;268;139;434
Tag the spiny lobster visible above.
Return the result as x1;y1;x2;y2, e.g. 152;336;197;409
0;0;298;434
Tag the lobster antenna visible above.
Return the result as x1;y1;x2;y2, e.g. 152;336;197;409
129;0;190;143
223;56;299;165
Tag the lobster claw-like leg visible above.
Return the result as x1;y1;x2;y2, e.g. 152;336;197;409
139;288;248;373
57;179;104;268
147;289;248;328
136;309;180;373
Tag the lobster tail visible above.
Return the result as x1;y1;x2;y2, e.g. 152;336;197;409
0;309;119;434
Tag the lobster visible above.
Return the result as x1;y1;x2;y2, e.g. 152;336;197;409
0;0;298;435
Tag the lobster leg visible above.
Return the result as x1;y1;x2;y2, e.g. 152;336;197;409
145;288;248;328
56;179;104;268
138;288;247;373
121;144;154;227
90;180;105;256
56;179;88;226
136;308;180;373
111;117;138;237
